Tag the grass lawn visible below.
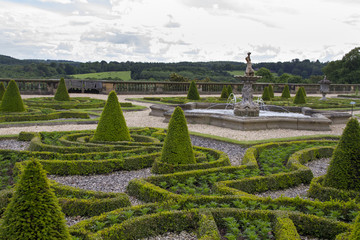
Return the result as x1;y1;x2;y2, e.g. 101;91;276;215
70;71;131;81
227;70;245;76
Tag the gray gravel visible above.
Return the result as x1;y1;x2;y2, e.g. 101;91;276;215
191;135;247;166
139;231;197;240
0;139;30;151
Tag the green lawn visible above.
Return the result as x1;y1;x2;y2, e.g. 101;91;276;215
227;70;245;76
70;71;131;81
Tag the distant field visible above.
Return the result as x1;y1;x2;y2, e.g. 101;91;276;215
70;71;131;81
227;70;245;76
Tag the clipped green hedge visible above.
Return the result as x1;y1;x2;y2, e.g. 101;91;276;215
220;85;228;99
187;80;200;100
0;110;89;122
294;87;306;104
273;216;301;239
0;80;25;113
54;78;70;101
281;85;291;98
262;86;271;101
0;82;5;100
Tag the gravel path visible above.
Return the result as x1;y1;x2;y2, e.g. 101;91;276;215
0;139;30;151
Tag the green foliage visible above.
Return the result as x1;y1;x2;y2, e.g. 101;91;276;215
187;81;200;100
92;91;131;142
262;86;271;101
281;85;291;98
0;82;5;100
71;71;131;81
220;85;229;99
268;84;274;98
293;87;306;104
159;106;195;165
300;86;307;96
227;85;233;96
350;213;360;239
54;78;70;101
0;159;71;240
324;118;360;191
255;67;274;82
0;80;25;112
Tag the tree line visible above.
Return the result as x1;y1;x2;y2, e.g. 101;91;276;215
0;47;358;84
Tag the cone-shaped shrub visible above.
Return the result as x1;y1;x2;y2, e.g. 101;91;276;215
350;213;360;239
0;159;71;240
293;87;306;104
92;91;131;142
268;84;274;98
160;106;195;165
300;86;307;97
54;78;70;101
0;80;25;112
323;118;360;191
262;86;271;101
187;81;200;100
227;85;233;96
220;86;229;99
0;82;5;100
281;85;291;98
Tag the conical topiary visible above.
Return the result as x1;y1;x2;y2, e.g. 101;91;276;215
262;86;271;101
160;106;195;165
54;78;70;101
0;82;5;100
268;84;274;98
0;80;26;112
220;86;229;99
281;85;291;98
227;85;233;96
323;118;360;191
300;86;307;97
92;91;131;142
0;159;71;240
187;81;200;100
293;87;306;104
350;213;360;239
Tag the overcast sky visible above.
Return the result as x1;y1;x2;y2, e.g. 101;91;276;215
0;0;359;63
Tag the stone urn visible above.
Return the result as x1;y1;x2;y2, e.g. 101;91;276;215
319;76;331;100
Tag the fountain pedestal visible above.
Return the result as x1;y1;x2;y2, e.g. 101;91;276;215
233;76;261;117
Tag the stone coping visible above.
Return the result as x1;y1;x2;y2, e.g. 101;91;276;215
150;103;351;131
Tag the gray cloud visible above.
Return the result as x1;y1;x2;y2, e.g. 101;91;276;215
164;15;181;28
81;31;151;53
343;14;360;26
183;49;200;55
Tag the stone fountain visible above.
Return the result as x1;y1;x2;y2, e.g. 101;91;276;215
233;52;262;117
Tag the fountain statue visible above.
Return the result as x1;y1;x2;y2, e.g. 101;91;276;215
233;52;262;117
319;75;331;101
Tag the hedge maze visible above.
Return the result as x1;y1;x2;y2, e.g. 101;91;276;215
0;83;360;239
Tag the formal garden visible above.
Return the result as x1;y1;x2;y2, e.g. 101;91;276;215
0;80;360;239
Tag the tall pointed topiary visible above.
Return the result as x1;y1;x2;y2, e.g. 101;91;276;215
187;80;200;100
293;87;306;104
350;213;360;239
262;86;271;101
0;159;71;240
268;84;274;98
281;85;291;98
54;78;70;101
160;106;195;165
0;80;25;112
0;82;5;100
300;86;307;97
323;118;360;191
92;91;131;142
220;85;229;99
227;85;233;96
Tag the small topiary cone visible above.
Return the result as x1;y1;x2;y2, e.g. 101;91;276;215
268;84;274;98
54;78;70;101
293;87;306;104
187;81;200;100
0;82;5;100
0;159;71;240
262;86;271;101
0;80;26;112
92;91;131;142
227;85;233;96
323;118;360;191
350;213;360;239
300;86;307;97
281;85;291;98
160;106;195;165
220;85;229;99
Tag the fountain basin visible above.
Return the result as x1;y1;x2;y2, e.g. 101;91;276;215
150;103;351;131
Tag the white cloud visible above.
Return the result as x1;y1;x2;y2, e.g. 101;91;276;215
0;0;358;62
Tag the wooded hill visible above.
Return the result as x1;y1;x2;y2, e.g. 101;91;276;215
0;47;358;84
